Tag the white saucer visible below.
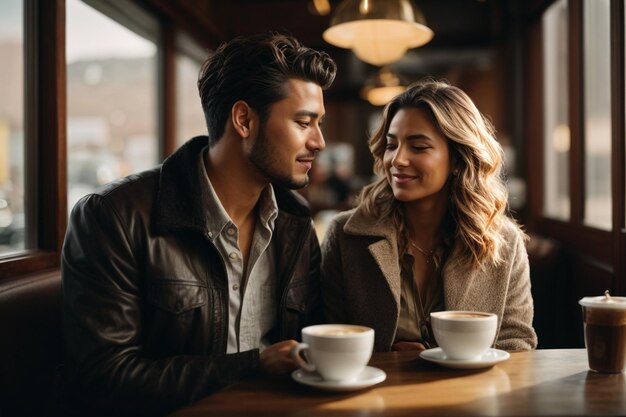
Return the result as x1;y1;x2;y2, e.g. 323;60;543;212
291;366;386;392
420;347;510;369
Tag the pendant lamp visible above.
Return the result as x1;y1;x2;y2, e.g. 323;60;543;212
361;67;407;106
323;0;433;66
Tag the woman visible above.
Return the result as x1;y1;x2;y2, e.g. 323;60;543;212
321;80;537;352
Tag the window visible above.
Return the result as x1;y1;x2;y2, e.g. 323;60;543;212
542;0;569;221
66;0;158;212
175;32;207;149
583;0;612;229
0;0;219;278
0;0;25;256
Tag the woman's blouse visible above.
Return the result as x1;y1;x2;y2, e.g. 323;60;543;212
395;254;444;347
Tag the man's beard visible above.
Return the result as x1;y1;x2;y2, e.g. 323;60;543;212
249;126;311;189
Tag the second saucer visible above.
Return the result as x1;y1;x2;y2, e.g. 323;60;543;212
420;347;510;369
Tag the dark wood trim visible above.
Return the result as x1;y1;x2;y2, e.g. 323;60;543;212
139;0;224;49
523;13;544;231
24;0;38;251
2;0;67;280
621;232;626;295
161;19;176;159
0;252;60;280
611;0;626;294
611;0;625;230
536;218;613;265
569;0;584;224
38;0;66;254
523;0;558;21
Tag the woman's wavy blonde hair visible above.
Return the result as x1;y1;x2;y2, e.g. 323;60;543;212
359;79;517;270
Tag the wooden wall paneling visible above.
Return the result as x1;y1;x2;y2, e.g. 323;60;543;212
538;218;612;264
218;1;330;49
501;1;525;191
140;0;224;49
564;254;614;347
571;256;614;300
533;218;612;348
527;233;566;348
524;0;558;20
523;12;544;230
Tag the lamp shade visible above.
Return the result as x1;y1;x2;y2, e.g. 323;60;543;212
361;67;407;106
323;0;433;66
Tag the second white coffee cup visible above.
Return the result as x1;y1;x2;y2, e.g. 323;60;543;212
430;311;497;361
290;324;374;382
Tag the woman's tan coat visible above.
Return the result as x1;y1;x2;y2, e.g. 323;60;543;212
321;206;538;352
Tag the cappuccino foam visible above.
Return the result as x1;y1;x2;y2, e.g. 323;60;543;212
438;312;492;319
310;326;367;336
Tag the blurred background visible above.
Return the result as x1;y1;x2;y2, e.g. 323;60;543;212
0;0;624;349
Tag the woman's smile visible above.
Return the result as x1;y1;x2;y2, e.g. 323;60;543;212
392;173;418;185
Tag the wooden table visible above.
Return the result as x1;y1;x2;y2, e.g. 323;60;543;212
171;349;626;416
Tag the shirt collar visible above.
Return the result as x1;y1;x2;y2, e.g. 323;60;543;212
200;149;231;240
258;183;279;230
199;147;279;239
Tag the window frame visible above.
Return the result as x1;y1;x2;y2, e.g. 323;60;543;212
0;0;219;280
526;0;626;293
0;0;67;279
611;0;626;293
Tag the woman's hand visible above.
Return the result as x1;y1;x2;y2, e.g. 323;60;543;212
260;339;300;375
392;341;427;351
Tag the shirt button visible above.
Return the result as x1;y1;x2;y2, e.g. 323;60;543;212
229;252;238;260
232;284;239;291
227;228;236;236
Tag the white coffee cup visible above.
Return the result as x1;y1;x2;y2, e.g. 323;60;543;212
290;324;374;381
430;311;497;361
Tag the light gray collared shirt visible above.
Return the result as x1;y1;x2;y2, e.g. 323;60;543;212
199;149;279;353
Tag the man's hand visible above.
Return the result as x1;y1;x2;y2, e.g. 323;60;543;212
260;339;300;375
392;341;427;351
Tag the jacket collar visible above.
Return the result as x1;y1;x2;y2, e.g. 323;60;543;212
153;136;311;235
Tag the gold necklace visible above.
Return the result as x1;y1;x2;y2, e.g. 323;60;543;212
409;240;434;264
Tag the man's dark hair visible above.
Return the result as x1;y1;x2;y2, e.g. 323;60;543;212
197;33;337;146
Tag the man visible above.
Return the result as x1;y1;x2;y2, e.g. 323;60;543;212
61;33;336;416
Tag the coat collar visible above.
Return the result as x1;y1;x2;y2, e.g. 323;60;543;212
343;205;402;306
341;203;469;309
343;204;397;241
153;136;311;235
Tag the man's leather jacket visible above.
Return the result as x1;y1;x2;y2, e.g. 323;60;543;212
62;137;322;416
